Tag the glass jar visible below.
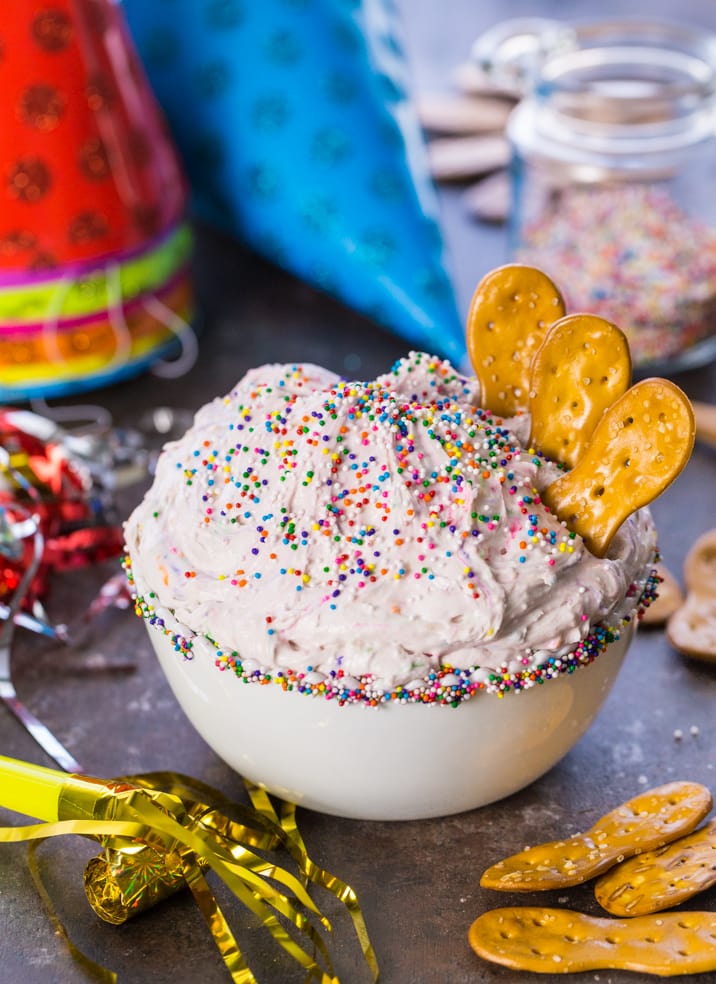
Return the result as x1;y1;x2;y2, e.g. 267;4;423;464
473;19;716;371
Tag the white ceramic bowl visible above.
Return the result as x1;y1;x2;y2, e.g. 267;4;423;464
149;624;634;821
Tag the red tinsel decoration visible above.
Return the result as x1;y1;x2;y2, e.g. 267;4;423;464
0;410;124;605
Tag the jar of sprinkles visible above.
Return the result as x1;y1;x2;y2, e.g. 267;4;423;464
475;19;716;370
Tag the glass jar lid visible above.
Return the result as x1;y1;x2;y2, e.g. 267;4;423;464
473;18;716;164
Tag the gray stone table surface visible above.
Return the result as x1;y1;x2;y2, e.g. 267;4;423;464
2;1;716;981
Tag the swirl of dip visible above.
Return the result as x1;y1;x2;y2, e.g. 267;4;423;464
125;352;657;695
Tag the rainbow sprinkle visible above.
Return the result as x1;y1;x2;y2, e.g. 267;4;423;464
123;348;661;709
517;184;716;366
128;567;659;706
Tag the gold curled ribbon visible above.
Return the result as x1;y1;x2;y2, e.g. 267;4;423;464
27;837;117;984
0;772;379;983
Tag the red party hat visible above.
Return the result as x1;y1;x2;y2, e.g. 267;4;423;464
0;0;194;399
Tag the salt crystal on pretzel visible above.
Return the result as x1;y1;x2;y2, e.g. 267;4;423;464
469;906;716;976
480;781;712;892
466;264;565;416
542;378;695;558
528;313;631;469
595;817;716;917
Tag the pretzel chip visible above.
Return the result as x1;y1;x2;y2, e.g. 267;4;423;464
666;528;716;661
480;782;712;892
529;314;631;468
683;527;716;597
595;818;716;917
667;597;716;663
542;378;695;557
466;264;565;417
469;906;716;976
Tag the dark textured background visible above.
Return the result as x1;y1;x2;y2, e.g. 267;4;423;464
1;1;716;981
